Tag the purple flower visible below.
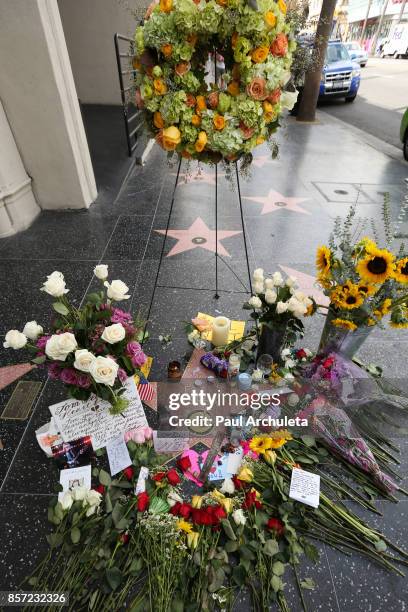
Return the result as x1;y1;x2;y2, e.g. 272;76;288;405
77;373;92;388
118;368;128;384
126;342;147;368
60;368;79;386
37;335;50;350
48;362;61;380
111;308;133;325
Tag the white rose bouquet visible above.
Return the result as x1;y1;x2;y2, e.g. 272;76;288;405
3;265;147;414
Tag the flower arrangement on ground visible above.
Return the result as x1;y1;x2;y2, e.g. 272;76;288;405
316;206;408;332
133;0;297;163
3;265;147;414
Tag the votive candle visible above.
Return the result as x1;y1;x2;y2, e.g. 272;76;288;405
211;316;230;347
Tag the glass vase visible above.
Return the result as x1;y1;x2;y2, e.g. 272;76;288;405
318;309;373;359
256;323;288;364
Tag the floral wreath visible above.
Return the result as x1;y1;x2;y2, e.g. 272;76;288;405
133;0;297;163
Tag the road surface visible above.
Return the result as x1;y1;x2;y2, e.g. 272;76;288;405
320;57;408;151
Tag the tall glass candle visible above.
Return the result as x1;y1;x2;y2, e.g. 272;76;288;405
211;316;230;347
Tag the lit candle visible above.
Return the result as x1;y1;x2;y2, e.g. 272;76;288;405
211;316;230;347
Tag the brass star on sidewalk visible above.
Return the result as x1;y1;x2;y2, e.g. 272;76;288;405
155;217;242;257
244;189;310;215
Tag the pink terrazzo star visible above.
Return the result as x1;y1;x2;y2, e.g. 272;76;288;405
279;265;329;307
244;189;310;215
251;155;273;168
155;217;241;257
0;363;35;391
171;170;225;186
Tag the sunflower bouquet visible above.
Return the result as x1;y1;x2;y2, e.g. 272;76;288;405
316;207;408;332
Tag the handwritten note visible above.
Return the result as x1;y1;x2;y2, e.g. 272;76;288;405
289;468;320;508
106;434;132;476
49;377;147;450
226;447;243;475
135;466;149;494
58;465;91;501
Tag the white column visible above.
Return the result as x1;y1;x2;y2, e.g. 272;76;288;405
0;0;97;210
0;101;41;238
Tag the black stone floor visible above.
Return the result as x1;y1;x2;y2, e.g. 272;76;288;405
1;111;408;611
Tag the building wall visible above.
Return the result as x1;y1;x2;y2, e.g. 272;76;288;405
58;0;146;105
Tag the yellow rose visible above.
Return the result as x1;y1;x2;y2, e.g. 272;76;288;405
162;126;181;151
221;498;234;513
191;495;203;508
264;450;277;465
195;131;207;153
191;114;201;127
227;81;240;96
213;114;226;130
154;78;167;95
237;466;253;482
263;100;274;114
256;136;265;145
196;95;207;111
278;0;287;14
264;11;276;28
187;531;200;549
251;46;269;63
159;0;173;13
153;111;164;129
161;44;173;58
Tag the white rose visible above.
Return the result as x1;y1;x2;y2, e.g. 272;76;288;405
3;330;27;350
304;348;313;357
253;280;264;294
284;372;295;381
288;297;307;318
265;289;277;304
276;301;288;314
23;321;43;341
281;90;299;111
264;278;274;289
74;349;96;373
286;276;297;288
94;264;109;280
220;477;235;494
281;348;291;359
293;291;306;302
232;509;246;526
45;333;77;361
252;368;264;382
253;268;264;281
101;323;126;344
248;296;262;309
104;280;130;301
285;358;296;368
86;489;102;507
60;491;73;511
167;490;183;507
71;486;88;501
272;272;284;286
89;356;119;386
86;505;98;517
287;393;300;407
41;271;69;297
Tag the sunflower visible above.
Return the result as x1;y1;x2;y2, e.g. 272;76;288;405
356;247;395;284
316;245;332;276
390;321;408;329
332;318;357;331
360;237;378;253
331;282;364;310
390;306;408;328
268;430;292;449
357;283;378;297
377;298;392;317
249;436;272;455
393;257;408;284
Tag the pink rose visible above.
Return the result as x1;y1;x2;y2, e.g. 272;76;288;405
142;426;153;440
270;33;288;57
124;428;146;444
246;78;268;101
266;88;281;104
126;342;147;368
239;121;255;140
111;308;133;325
207;91;219;110
118;368;128;384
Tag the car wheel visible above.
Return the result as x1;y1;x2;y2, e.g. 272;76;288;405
404;133;408;162
345;95;356;103
361;62;366;67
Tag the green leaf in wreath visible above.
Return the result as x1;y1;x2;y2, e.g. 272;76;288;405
105;567;123;591
52;302;69;316
300;577;316;590
271;574;282;592
99;469;112;487
32;355;46;365
232;564;247;586
239;544;255;561
263;539;280;557
301;435;316;447
221;519;237;540
70;526;81;544
272;561;285;576
129;557;143;574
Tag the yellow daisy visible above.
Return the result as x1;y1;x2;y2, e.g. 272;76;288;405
268;430;292;449
332;318;357;331
393;258;408;284
356;248;395;284
316;245;332;276
249;436;272;455
177;519;193;533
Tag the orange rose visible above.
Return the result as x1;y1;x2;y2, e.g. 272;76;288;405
132;57;141;70
191;114;201;126
191;317;213;333
196;95;207;111
263;100;274;114
161;44;173;58
162;126;181;151
227;81;240;96
278;0;287;14
135;89;144;109
264;113;275;124
187;33;198;45
231;32;239;49
159;0;173;12
153;111;164;129
186;93;196;107
239;121;254;140
270;33;288;57
175;62;190;76
154;78;167;95
207;91;219;109
195;131;207;153
267;88;281;104
251;46;269;63
264;11;276;28
216;0;227;5
246;77;268;101
213;114;226;130
256;136;265;145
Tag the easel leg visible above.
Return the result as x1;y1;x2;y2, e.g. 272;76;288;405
235;162;253;295
214;162;220;299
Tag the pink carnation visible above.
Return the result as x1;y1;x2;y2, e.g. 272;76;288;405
48;362;61;380
118;368;128;384
126;342;147;368
60;368;79;386
111;308;133;325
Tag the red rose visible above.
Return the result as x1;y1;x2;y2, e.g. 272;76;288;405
179;503;192;519
177;456;191;472
295;349;307;360
212;505;227;522
266;88;281;104
242;490;262;510
170;502;182;516
270;33;288;57
167;468;181;486
267;517;285;536
322;357;335;369
192;508;213;525
232;475;247;489
137;492;150;512
123;467;134;481
119;533;130;545
152;472;166;482
93;484;106;495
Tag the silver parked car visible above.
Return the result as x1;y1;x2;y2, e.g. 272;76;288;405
345;42;368;67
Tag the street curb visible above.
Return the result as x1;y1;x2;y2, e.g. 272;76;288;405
316;109;406;165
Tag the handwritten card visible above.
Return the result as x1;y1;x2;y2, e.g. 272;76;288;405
226;447;243;476
58;464;91;501
135;467;149;494
49;377;147;450
106;434;132;476
289;468;320;508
